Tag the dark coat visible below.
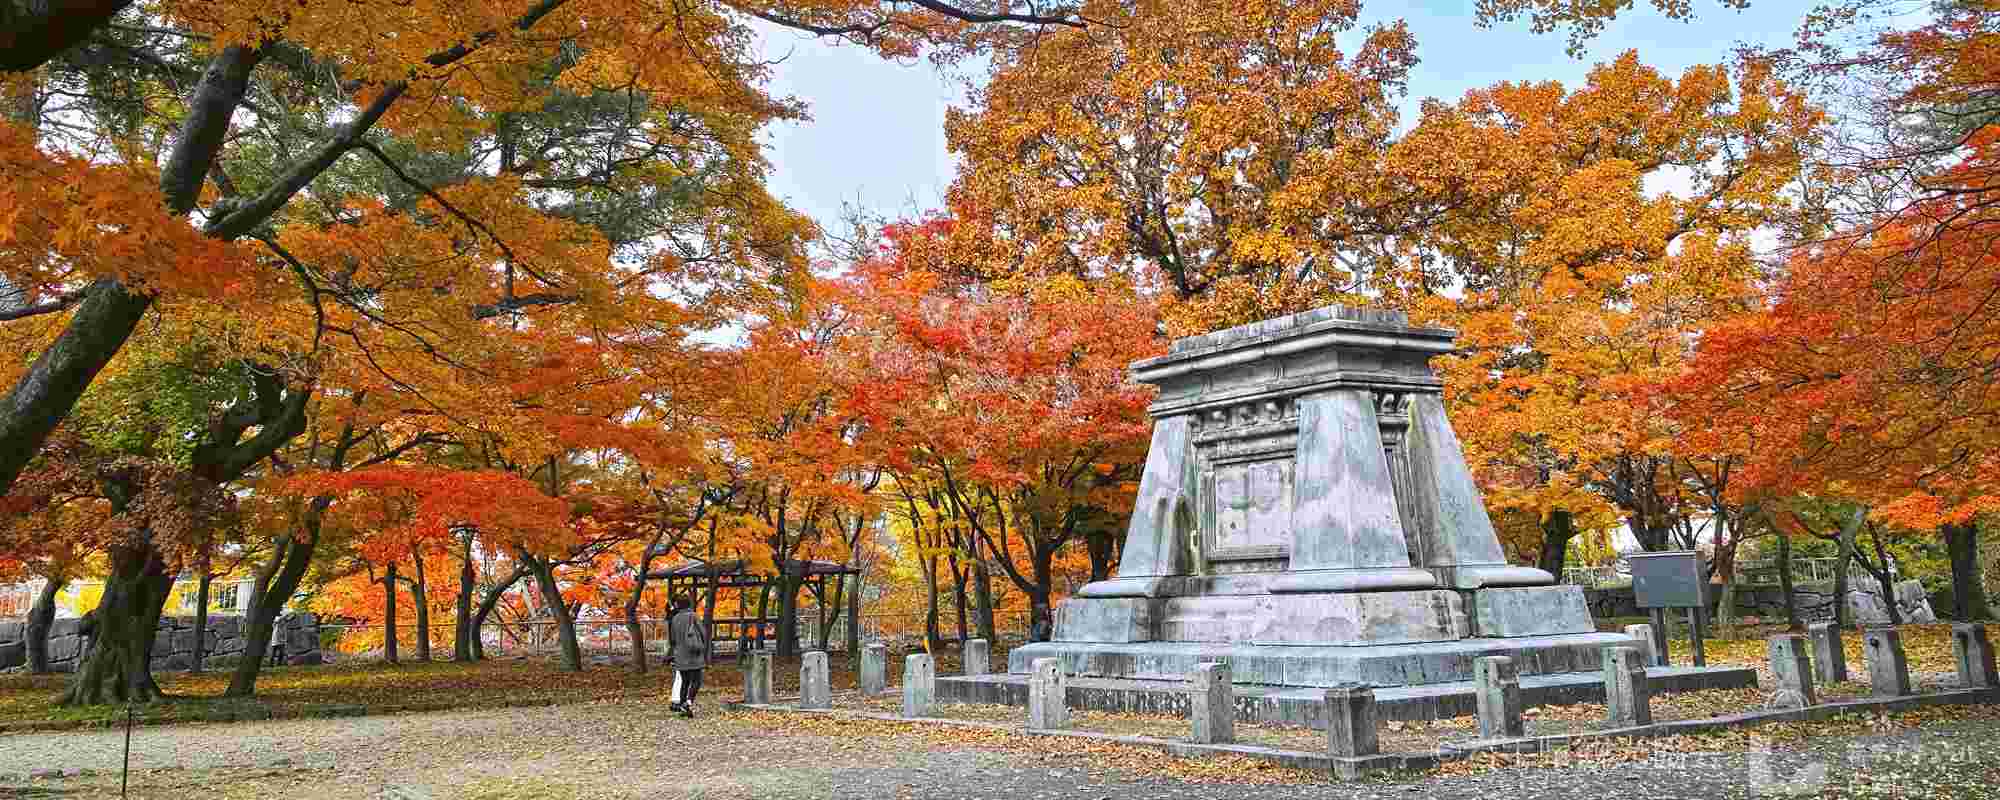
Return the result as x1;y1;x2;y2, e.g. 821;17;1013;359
668;608;708;670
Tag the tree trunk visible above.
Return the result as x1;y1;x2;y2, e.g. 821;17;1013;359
25;576;64;674
1777;523;1802;631
471;564;527;660
225;510;324;698
411;553;431;662
843;571;862;659
1867;527;1904;626
922;556;943;653
0;280;153;496
189;572;211;673
61;546;171;705
775;573;802;657
625;554;653;675
454;534;475;662
1944;523;1992;621
1085;529;1117;583
818;575;844;651
522;552;583;671
973;560;996;643
753;582;772;652
950;557;969;645
1832;527;1853;630
1538;510;1575;577
1028;550;1056;642
382;562;400;665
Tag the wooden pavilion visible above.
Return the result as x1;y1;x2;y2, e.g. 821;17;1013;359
644;557;859;655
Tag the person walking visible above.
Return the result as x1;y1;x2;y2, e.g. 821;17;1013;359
669;591;709;718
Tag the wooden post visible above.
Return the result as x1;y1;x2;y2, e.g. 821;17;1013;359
1689;605;1707;667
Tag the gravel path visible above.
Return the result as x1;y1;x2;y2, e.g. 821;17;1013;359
3;701;1999;799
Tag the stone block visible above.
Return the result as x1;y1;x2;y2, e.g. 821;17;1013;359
0;641;22;670
1324;682;1379;757
799;651;831;709
1027;658;1069;730
1863;627;1913;697
1894;580;1937;623
903;653;936;718
1622;624;1658;667
0;620;22;643
964;639;990;677
860;642;888;695
172;629;199;656
743;651;772;705
1250;591;1468;646
1603;645;1652;725
1471;586;1595;638
1054;598;1156;643
1474;655;1524;739
1808;622;1848;683
1767;634;1816;708
1189;662;1234;744
1953;623;1999;688
47;634;80;663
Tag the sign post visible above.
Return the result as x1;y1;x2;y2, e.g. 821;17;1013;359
1629;551;1708;667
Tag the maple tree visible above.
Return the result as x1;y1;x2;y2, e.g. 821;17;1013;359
842;218;1158;639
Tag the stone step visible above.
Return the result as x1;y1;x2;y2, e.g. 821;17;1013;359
938;664;1757;726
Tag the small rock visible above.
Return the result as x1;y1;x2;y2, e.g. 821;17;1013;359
28;768;62;780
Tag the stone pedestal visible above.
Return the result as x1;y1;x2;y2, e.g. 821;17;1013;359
1622;624;1657;667
1809;622;1848;683
1189;663;1234;744
800;651;831;709
1864;627;1913;697
744;652;772;705
1474;655;1524;738
1027;658;1070;730
1768;634;1816;708
1953;623;1999;688
964;639;991;676
903;653;936;718
1324;683;1379;757
860;643;888;695
1603;646;1651;725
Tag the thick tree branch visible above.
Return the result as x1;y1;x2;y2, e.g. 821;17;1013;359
0;0;136;72
470;292;580;319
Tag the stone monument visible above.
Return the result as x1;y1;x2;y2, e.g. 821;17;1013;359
937;305;1755;721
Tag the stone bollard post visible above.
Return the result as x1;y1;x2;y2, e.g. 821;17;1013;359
1622;624;1659;667
859;642;888;695
1953;623;1999;688
1603;645;1653;725
964;639;991;677
1027;657;1071;730
1474;655;1525;738
1189;662;1234;744
1324;682;1379;757
1863;626;1914;697
1767;633;1817;708
743;651;772;705
1809;622;1849;684
800;650;831;709
902;653;936;718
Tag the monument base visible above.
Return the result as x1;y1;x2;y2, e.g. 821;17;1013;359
936;663;1758;725
1006;632;1637;687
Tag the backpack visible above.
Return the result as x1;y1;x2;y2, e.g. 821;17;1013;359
677;612;706;655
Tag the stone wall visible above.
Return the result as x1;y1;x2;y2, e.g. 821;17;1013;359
0;613;321;673
1582;579;1937;624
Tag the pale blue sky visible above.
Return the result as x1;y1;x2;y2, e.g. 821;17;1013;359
751;1;1810;236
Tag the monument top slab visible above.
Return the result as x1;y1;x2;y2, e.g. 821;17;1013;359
1137;305;1456;381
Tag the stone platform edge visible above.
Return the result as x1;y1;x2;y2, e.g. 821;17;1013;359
936;664;1758;725
727;686;2000;781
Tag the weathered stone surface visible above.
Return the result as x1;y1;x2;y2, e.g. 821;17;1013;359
1474;655;1524;739
1622;624;1657;666
1953;623;1999;688
903;654;935;718
743;651;772;704
1470;586;1595;638
1279;390;1433;588
964;639;990;677
859;642;888;695
1864;627;1913;697
0;621;22;643
1401;395;1554;589
0;641;22;670
1007;633;1641;687
1053;598;1155;643
1153;591;1470;645
1809;622;1848;684
1324;683;1379;757
799;651;831;709
1079;417;1195;593
1189;662;1234;744
1027;658;1070;730
1603;646;1652;725
1768;634;1817;708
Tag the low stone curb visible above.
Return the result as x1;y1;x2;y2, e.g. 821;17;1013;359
727;701;1436;779
730;685;2000;779
1439;686;2000;756
0;695;578;735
